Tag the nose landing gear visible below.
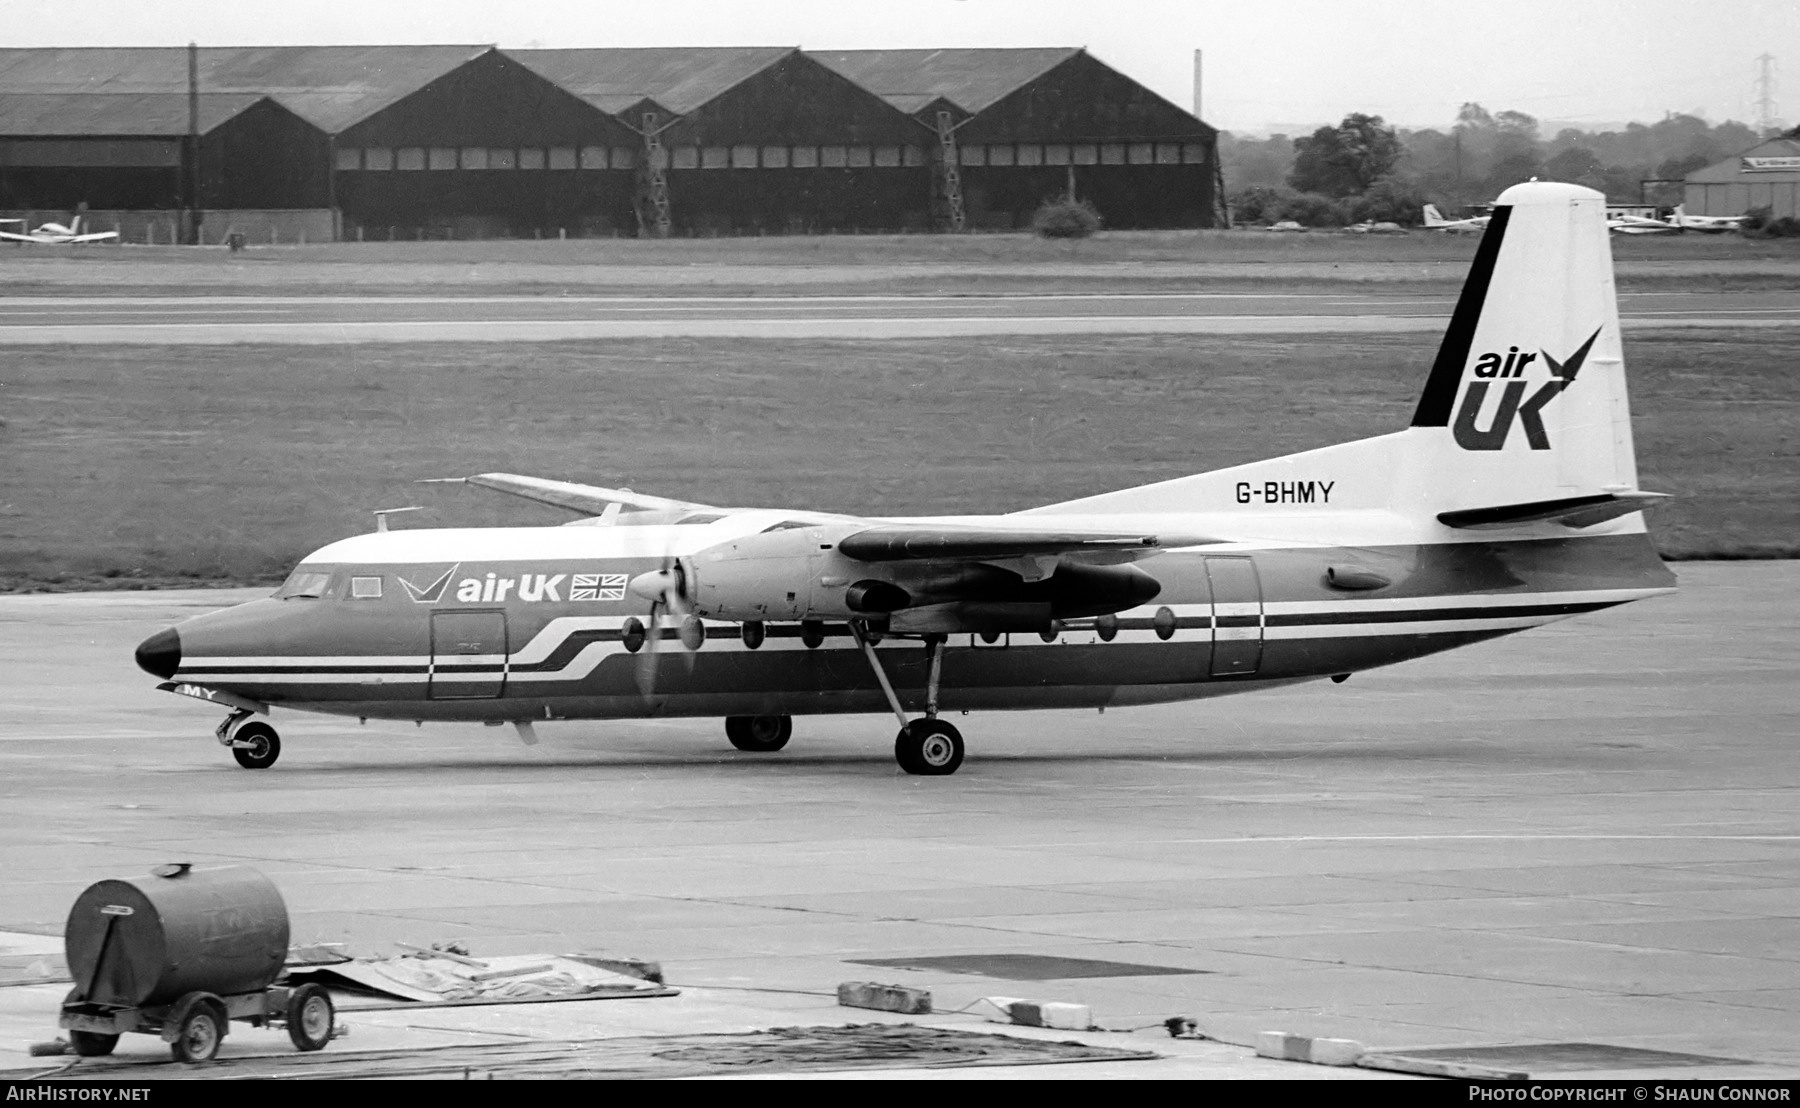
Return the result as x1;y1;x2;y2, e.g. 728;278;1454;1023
216;709;281;769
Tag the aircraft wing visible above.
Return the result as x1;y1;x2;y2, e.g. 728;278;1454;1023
0;231;39;242
69;232;119;242
837;526;1217;563
426;472;721;515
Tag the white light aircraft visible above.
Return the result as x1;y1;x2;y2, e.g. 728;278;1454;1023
1421;204;1488;233
0;214;119;244
1665;205;1747;233
137;181;1675;776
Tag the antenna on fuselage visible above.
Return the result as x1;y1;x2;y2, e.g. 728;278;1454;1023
372;506;425;532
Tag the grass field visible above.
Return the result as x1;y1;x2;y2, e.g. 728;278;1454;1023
4;229;1797;297
1;327;1793;590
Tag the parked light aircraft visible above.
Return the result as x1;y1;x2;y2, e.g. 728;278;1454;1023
136;181;1675;776
0;214;119;244
1605;207;1680;235
1666;204;1747;233
1421;203;1488;233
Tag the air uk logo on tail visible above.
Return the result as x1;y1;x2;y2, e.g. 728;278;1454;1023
1452;328;1601;451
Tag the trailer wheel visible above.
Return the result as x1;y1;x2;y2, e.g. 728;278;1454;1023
68;1030;119;1057
168;994;225;1063
285;984;334;1052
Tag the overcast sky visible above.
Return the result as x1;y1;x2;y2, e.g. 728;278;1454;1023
14;0;1797;134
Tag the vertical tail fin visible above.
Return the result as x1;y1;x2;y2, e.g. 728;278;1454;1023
1398;181;1642;516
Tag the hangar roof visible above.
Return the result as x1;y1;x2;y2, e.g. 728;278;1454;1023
1687;136;1800;182
0;92;276;136
809;48;1080;114
509;48;794;116
0;46;490;133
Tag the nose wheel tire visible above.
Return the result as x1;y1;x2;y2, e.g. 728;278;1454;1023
725;714;792;752
231;721;281;770
895;719;964;776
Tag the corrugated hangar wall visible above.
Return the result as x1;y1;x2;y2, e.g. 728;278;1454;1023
0;45;1219;237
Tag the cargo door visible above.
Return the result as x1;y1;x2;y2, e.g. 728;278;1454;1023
1204;556;1263;677
430;611;507;699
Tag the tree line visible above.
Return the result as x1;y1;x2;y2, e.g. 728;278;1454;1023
1221;105;1773;226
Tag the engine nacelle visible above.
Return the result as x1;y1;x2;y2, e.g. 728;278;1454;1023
688;526;1163;631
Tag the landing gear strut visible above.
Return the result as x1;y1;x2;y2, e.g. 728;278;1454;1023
216;709;281;770
851;624;965;776
725;714;792;752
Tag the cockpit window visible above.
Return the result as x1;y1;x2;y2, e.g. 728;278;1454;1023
275;569;334;599
761;520;811;533
349;575;383;599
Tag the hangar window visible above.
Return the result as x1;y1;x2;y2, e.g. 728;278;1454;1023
335;148;362;171
578;146;606;169
672;146;699;170
1128;142;1154;164
731;144;758;168
847;146;872;167
791;145;818;168
902;145;925;167
1100;143;1125;165
610;146;635;169
1045;144;1071;165
1181;142;1208;164
519;147;546;170
276;570;334;600
460;147;489;170
1073;144;1098;165
761;145;789;168
1155;143;1181;165
349;576;383;599
701;146;729;169
364;147;394;171
428;147;457;170
395;147;425;171
548;146;577;170
874;145;900;167
489;148;516;169
958;144;985;167
1017;144;1044;166
986;144;1014;166
820;145;847;168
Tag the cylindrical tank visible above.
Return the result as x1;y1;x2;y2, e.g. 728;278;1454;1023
64;864;289;1009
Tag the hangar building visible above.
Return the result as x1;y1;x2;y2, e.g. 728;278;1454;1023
0;44;1220;238
1684;135;1800;220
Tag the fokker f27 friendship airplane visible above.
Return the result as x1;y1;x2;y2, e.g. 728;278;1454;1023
136;181;1675;776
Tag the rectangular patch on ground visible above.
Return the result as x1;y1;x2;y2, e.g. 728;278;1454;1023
1371;1043;1754;1073
848;953;1208;980
56;1024;1158;1079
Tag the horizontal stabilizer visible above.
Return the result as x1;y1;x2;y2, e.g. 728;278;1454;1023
1437;491;1669;530
423;473;718;516
838;527;1217;562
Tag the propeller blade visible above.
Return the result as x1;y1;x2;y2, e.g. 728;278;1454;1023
635;602;663;699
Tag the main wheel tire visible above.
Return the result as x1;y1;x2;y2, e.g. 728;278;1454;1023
725;714;792;752
68;1030;119;1057
231;721;280;770
895;719;964;776
285;983;334;1052
169;995;224;1063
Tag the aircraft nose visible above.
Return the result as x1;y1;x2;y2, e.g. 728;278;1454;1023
135;627;181;679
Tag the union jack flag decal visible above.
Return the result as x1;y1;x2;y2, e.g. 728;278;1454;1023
571;573;628;602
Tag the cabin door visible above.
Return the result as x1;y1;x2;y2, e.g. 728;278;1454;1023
429;611;508;699
1204;557;1264;677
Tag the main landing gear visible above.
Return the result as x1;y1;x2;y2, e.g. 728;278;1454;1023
217;709;281;770
725;714;792;752
850;623;965;776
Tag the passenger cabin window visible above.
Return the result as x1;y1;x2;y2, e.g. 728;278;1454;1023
276;570;333;599
349;576;383;599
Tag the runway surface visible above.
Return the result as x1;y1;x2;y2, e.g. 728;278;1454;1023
0;562;1796;1077
0;290;1795;343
